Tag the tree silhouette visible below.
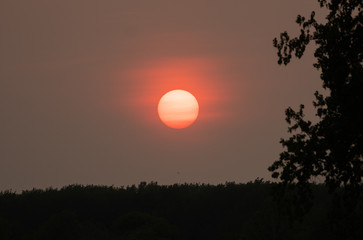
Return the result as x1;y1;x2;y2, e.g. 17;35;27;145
33;211;85;240
268;0;362;238
111;212;182;240
0;217;12;240
1;182;362;239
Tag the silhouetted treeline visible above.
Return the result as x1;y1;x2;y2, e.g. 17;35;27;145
0;180;362;240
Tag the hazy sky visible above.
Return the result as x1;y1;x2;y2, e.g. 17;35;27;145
1;0;326;191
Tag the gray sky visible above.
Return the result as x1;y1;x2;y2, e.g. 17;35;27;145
1;0;326;191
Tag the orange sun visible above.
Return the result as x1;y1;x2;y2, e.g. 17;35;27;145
158;90;199;129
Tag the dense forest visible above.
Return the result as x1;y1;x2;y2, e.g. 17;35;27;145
1;180;362;240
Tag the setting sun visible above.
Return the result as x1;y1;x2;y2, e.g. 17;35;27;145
158;90;199;129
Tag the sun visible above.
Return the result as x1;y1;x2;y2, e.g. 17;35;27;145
157;90;199;129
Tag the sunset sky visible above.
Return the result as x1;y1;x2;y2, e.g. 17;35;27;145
1;0;326;191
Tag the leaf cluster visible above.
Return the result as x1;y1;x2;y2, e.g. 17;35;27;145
270;0;363;193
269;1;363;238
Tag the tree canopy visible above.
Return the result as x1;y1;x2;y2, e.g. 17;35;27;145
268;0;362;238
0;182;350;240
269;0;362;194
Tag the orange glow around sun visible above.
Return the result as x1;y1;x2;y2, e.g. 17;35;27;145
113;57;238;136
158;90;199;129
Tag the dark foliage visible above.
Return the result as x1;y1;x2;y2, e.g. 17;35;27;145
269;1;362;238
0;181;361;240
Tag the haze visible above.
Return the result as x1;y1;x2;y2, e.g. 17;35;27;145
0;0;325;191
